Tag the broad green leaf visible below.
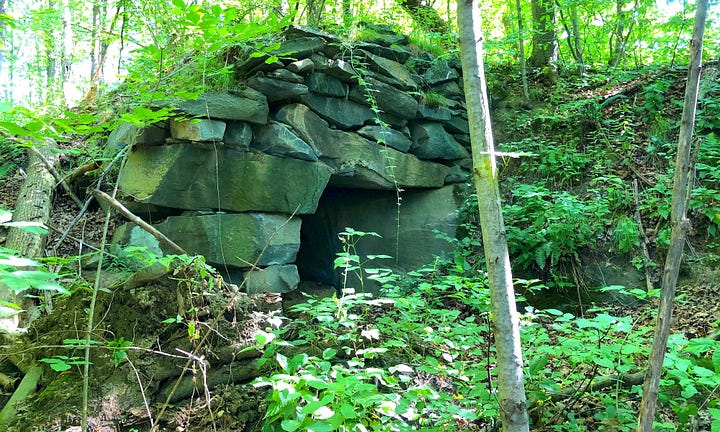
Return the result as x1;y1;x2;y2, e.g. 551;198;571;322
322;348;337;360
592;357;615;368
280;419;301;432
528;354;549;375
307;421;333;432
340;403;356;419
3;221;49;234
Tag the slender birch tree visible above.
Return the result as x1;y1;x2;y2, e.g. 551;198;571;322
457;0;530;430
637;0;708;430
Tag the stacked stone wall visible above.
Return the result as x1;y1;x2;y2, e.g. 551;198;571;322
111;24;471;294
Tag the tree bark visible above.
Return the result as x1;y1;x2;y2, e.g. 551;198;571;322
528;0;558;68
457;1;530;431
397;0;450;34
515;0;529;100
636;1;708;430
2;138;58;327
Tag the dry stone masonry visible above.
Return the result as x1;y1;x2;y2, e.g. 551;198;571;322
111;24;471;294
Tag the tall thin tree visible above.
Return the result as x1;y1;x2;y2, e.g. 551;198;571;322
515;0;529;100
637;0;708;430
457;0;530;430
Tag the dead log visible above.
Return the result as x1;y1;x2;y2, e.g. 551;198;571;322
92;189;187;255
1;138;58;329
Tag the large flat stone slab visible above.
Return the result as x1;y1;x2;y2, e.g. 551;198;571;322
243;264;300;294
276;104;450;189
409;122;470;160
300;94;374;129
118;143;331;214
155;213;301;267
174;90;268;124
350;78;418;119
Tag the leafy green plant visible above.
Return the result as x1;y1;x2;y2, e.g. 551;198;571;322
613;216;640;253
39;355;91;372
501;184;610;271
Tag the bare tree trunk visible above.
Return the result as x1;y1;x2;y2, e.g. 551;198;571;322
60;0;72;107
306;0;325;26
570;4;583;76
515;0;529;100
528;0;558;67
457;0;530;430
397;0;450;33
636;1;708;430
0;0;7;100
2;139;58;327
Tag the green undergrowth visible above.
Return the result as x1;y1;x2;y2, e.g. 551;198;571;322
470;64;720;284
248;253;720;431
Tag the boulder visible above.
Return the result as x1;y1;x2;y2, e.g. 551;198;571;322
356;125;412;152
417;104;452;121
322;132;451;189
252;123;318;161
223;121;253;148
356;50;419;90
443;115;470;134
170;119;226;141
286;59;315;75
243;264;300;294
283;25;342;53
354;42;411;63
409;122;470;160
246;76;308;102
433;80;464;100
423;60;460;85
236;36;330;76
105;122;167;157
350;78;418;119
154;213;301;267
175;90;268;124
306;72;348;98
118;142;331;214
268;68;305;83
325;58;357;82
300;94;375;129
275;104;449;189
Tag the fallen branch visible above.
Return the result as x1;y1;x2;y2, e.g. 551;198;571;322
92;189;187;255
28;145;83;209
530;371;645;410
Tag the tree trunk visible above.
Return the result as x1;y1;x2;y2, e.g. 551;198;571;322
528;0;558;68
457;1;530;431
636;1;708;430
515;0;529;100
306;0;325;26
570;4;583;76
0;0;6;100
397;0;450;33
2;139;58;327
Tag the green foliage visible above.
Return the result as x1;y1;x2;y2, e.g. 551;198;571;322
252;266;499;430
250;255;720;430
107;337;133;367
500;184;610;271
418;91;444;108
613;216;640;253
39;355;91;372
0;209;68;321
